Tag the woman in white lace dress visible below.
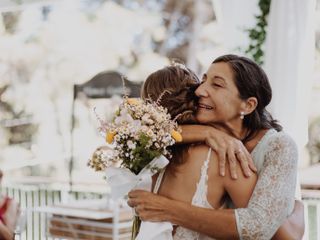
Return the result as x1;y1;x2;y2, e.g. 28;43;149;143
129;55;304;239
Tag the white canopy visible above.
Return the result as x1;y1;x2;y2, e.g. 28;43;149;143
212;0;316;166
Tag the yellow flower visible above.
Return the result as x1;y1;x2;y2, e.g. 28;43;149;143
127;98;139;105
171;130;182;142
106;131;115;144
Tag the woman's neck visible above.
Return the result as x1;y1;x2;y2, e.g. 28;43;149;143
244;128;270;153
210;121;248;140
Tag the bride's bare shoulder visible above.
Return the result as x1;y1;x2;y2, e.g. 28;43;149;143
186;144;210;157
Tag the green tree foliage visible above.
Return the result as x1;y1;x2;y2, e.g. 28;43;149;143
245;0;271;65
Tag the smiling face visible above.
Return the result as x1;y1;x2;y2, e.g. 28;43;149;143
195;62;247;127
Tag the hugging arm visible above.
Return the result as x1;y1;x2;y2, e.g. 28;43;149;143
129;134;299;239
129;190;239;239
235;134;298;239
129;162;257;240
180;125;256;179
272;200;305;240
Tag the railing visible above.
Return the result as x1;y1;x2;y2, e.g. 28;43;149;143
2;181;106;240
302;190;320;240
3;181;320;240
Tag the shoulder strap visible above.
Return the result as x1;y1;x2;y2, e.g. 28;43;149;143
153;168;166;194
201;147;212;179
191;148;212;205
206;148;212;162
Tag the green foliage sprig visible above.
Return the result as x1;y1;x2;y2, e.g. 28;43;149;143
245;0;271;65
131;216;141;240
130;133;161;174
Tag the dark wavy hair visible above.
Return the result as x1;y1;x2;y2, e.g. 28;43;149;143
141;65;200;164
141;65;200;124
212;54;282;142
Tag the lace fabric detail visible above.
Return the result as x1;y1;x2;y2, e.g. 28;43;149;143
191;148;212;207
152;148;215;240
235;131;298;240
174;148;215;240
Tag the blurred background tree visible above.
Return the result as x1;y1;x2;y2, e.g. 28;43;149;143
0;0;319;182
0;0;217;181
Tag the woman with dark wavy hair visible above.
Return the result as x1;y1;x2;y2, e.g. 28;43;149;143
129;55;304;240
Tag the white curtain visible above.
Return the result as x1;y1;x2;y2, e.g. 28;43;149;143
264;0;316;154
212;0;259;52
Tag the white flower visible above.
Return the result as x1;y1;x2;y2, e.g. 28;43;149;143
115;109;134;124
141;125;149;132
93;96;180;175
142;113;154;124
127;140;136;149
130;120;142;133
146;129;155;138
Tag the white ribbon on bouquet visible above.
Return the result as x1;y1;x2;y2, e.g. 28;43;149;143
106;155;173;240
135;221;173;240
105;155;169;199
105;155;173;240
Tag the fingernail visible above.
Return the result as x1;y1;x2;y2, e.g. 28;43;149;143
247;171;252;176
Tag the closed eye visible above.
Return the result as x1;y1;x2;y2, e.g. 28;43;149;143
212;83;222;88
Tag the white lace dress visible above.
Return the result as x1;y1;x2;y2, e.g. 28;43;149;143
234;129;298;240
153;148;220;240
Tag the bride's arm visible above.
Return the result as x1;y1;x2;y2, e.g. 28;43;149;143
223;162;257;208
271;200;305;240
180;125;256;179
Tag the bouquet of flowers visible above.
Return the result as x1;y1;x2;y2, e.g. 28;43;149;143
89;96;182;173
88;96;182;239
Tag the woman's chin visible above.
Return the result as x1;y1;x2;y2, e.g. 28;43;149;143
196;114;212;124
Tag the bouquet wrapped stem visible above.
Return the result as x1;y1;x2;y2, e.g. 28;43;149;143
88;96;182;239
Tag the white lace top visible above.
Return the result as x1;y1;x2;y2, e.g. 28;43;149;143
235;129;298;240
154;148;219;240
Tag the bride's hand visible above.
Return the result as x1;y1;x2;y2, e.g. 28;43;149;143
204;127;257;179
128;190;172;222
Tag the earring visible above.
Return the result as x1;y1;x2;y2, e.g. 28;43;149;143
240;111;245;120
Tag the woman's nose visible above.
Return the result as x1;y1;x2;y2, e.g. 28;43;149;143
195;83;208;97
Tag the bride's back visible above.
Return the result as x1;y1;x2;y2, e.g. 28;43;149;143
156;144;226;209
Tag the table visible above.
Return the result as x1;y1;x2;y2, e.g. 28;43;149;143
299;163;320;190
35;199;133;240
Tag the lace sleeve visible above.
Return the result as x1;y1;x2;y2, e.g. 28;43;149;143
235;133;298;240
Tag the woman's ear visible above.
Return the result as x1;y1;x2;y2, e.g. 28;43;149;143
243;97;258;115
